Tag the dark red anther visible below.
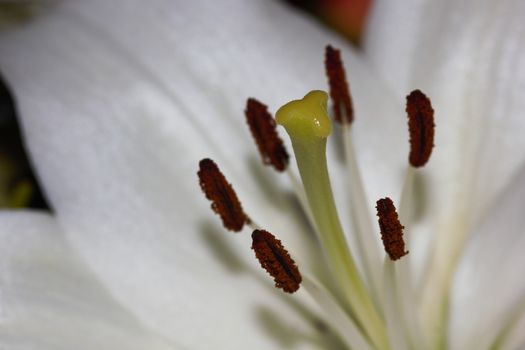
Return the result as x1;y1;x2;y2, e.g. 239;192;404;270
406;89;435;167
251;229;302;293
245;98;289;172
198;158;249;232
376;197;408;261
324;45;354;124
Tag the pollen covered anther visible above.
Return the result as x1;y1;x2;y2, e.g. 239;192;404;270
198;158;249;232
324;45;354;124
251;229;302;293
406;89;435;167
245;98;289;172
376;197;408;261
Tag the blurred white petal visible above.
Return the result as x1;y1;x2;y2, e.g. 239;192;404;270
366;0;525;221
449;165;525;350
500;310;525;350
0;211;176;350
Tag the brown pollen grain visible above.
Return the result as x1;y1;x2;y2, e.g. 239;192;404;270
245;98;289;172
198;158;249;232
376;197;408;261
406;89;435;167
324;45;354;124
251;229;302;293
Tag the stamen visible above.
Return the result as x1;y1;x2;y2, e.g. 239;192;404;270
251;229;302;293
406;89;435;167
301;276;373;350
324;45;354;124
376;197;408;261
383;260;411;350
245;98;289;172
198;158;249;232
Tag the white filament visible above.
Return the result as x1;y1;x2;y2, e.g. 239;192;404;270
301;275;373;350
342;123;383;308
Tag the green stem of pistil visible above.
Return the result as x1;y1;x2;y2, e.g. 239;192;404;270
276;91;388;349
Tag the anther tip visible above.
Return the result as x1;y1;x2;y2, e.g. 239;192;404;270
324;44;354;124
198;158;249;232
252;229;302;293
245;98;289;172
406;89;435;168
376;197;408;261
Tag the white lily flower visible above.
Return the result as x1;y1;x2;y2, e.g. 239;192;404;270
1;0;525;349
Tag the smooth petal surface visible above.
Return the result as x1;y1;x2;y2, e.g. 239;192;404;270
449;165;525;350
500;310;525;350
0;0;405;348
0;211;176;350
366;0;525;222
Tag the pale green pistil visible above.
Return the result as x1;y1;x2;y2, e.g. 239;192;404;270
275;90;332;139
276;91;388;349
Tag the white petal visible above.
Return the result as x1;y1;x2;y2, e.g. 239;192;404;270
364;0;428;97
0;1;392;348
500;310;525;350
366;0;525;221
0;211;176;350
449;165;525;350
66;0;408;212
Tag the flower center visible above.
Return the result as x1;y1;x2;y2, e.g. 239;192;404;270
197;45;438;350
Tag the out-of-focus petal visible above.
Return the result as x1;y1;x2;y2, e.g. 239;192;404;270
448;165;525;350
0;211;176;350
365;0;525;222
500;310;525;350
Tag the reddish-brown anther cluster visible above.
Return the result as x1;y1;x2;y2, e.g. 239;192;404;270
376;197;408;261
324;45;354;124
406;89;435;168
245;98;289;172
251;229;302;293
198;158;249;232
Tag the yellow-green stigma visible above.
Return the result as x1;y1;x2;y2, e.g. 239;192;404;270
276;90;332;140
